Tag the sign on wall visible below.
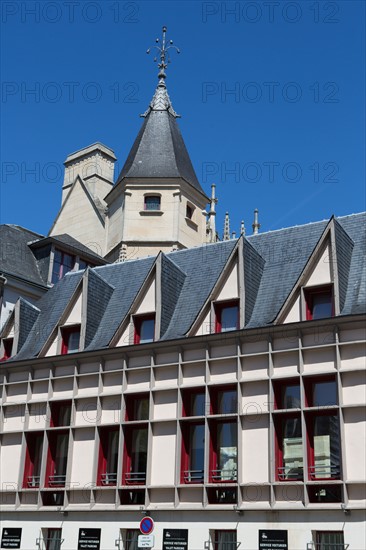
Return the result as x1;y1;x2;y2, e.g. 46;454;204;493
162;529;188;550
78;528;101;550
138;535;155;548
1;528;22;549
140;517;154;535
259;530;288;550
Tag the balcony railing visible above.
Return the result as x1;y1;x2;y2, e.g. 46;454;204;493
101;472;117;486
183;469;204;483
210;469;237;482
308;463;340;480
48;474;66;487
277;466;303;481
124;471;146;484
27;475;40;488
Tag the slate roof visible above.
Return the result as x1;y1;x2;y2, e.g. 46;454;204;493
5;213;366;361
115;80;207;197
29;234;106;263
0;225;46;286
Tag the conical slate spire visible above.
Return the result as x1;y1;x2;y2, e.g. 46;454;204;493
116;27;207;197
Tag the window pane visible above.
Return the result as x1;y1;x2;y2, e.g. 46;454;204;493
46;529;62;550
281;417;303;480
312;292;332;319
32;435;43;477
282;384;301;409
217;423;237;480
313;415;340;478
313;381;337;407
55;434;69;476
133;397;149;420
140;319;154;343
145;196;160;210
217;389;237;414
51;250;63;284
190;392;206;416
106;431;119;475
131;429;148;480
125;529;139;550
220;306;238;332
189;424;205;473
67;330;80;353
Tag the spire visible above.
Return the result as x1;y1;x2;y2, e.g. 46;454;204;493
252;208;260;235
207;184;217;243
223;212;230;241
143;26;180;118
116;27;207;198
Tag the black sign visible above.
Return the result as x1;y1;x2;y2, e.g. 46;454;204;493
259;530;288;550
78;528;101;550
163;529;188;550
1;529;22;549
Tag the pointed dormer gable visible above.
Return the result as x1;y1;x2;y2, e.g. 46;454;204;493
275;217;354;324
243;238;265;325
111;255;160;347
13;271;83;361
188;239;243;337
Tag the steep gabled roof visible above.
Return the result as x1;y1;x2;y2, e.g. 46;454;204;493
29;234;106;264
0;225;46;286
115;79;207;198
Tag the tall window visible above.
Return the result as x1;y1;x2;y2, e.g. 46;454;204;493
46;432;69;487
210;421;237;482
315;531;345;550
61;326;80;354
23;433;43;488
98;428;119;486
125;394;149;421
134;315;155;344
181;422;205;483
307;413;341;480
186;203;194;220
214;530;237;550
182;388;206;417
144;195;161;211
123;427;148;484
275;415;303;481
304;285;333;320
210;386;237;414
51;249;75;284
215;301;239;333
50;401;72;427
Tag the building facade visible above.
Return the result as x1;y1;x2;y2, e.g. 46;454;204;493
0;213;365;550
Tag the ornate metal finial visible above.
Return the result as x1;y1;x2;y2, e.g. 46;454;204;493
147;26;180;85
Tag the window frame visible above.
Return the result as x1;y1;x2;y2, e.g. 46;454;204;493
133;314;155;345
44;528;63;550
51;248;76;284
0;337;14;361
122;424;148;485
213;530;237;550
23;432;44;488
214;300;239;333
209;419;238;483
144;194;161;211
274;412;303;481
182;387;206;417
125;393;150;421
61;325;81;355
315;531;345;549
45;431;69;488
304;284;334;321
306;410;341;481
181;421;205;484
97;427;119;486
209;385;237;415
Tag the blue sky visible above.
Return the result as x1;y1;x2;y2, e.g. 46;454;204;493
1;0;365;237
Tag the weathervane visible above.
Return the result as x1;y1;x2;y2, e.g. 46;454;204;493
147;26;180;81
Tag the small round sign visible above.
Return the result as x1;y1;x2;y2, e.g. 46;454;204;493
140;517;154;535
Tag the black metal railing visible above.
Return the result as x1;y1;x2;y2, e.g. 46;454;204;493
48;474;66;487
210;469;237;482
308;463;340;479
183;469;204;483
101;472;117;485
124;471;146;484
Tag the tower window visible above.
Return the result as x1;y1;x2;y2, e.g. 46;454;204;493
144;196;161;211
186;203;194;219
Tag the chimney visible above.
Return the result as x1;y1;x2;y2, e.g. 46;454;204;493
62;142;116;204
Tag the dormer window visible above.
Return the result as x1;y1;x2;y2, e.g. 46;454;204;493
0;337;14;362
61;326;80;354
51;249;75;284
144;196;161;211
134;314;155;344
215;301;239;333
304;285;333;320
